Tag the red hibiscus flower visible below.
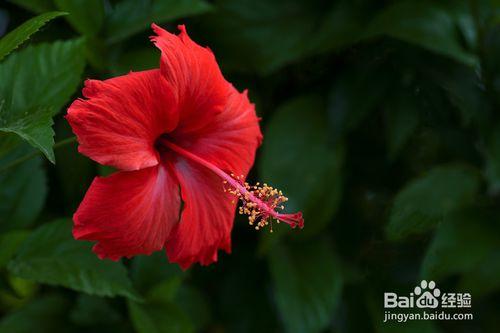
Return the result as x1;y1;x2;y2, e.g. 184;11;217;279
66;24;304;269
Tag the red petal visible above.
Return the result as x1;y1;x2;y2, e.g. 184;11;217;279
179;89;263;176
66;69;178;171
73;164;181;260
151;25;263;268
151;24;262;175
151;24;229;125
165;159;235;269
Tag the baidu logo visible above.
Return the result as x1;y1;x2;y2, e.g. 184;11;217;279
383;280;473;322
414;280;440;308
384;280;471;309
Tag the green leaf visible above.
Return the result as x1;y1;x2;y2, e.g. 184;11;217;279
0;11;67;62
0;132;21;159
0;38;85;116
131;252;183;294
7;0;55;13
106;0;212;43
0;104;55;162
259;96;343;239
421;208;500;297
175;286;210;331
54;0;104;36
214;250;276;331
70;295;122;326
269;238;343;333
484;124;500;193
328;63;391;143
199;0;364;74
459;250;500;297
0;146;47;231
421;209;500;281
431;65;491;128
8;219;141;300
129;254;206;333
386;165;480;240
0;38;85;159
0;230;29;268
128;300;194;333
385;90;420;159
111;48;160;75
145;278;182;304
54;122;93;213
0;295;70;333
364;1;477;66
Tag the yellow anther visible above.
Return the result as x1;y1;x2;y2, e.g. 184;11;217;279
223;175;295;233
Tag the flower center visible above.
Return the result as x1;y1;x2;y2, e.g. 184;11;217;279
156;136;304;232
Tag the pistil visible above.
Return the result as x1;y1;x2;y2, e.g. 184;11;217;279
159;138;304;231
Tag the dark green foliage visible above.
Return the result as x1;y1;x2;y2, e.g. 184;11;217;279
0;11;65;60
128;300;193;333
106;0;212;43
259;96;344;238
269;238;343;333
198;0;365;74
7;0;55;14
0;295;71;333
363;1;477;66
0;230;29;268
0;38;85;161
53;122;94;213
1;0;500;332
54;0;103;36
422;209;500;296
8;219;141;300
385;90;420;159
0;38;85;116
0;146;47;230
386;165;481;240
69;295;122;326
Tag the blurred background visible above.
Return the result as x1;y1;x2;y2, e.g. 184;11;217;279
1;0;500;332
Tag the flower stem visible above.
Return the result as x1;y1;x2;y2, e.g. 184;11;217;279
0;136;77;173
